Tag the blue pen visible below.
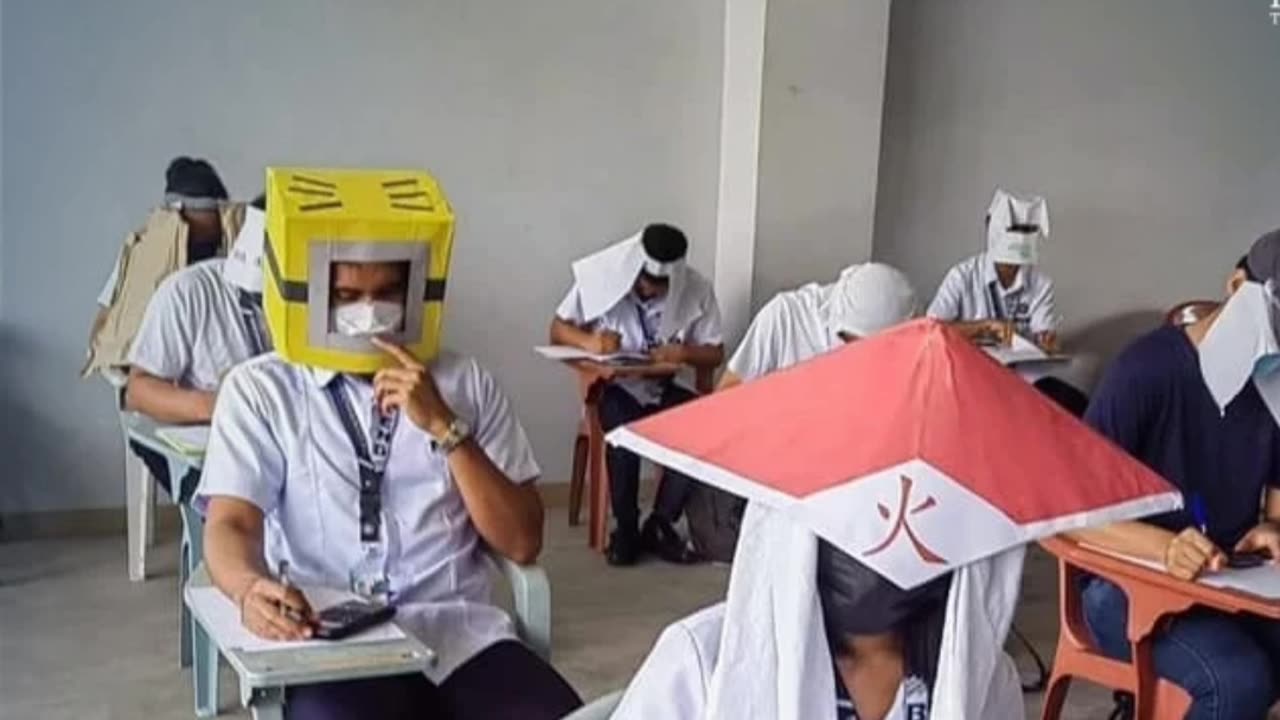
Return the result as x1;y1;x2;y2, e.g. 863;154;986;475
1188;494;1209;536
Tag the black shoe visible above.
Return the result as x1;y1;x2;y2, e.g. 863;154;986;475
641;516;701;565
606;528;641;567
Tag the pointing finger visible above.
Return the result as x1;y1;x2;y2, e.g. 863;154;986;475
370;337;423;369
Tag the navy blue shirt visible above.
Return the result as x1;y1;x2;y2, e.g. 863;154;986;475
1085;325;1280;548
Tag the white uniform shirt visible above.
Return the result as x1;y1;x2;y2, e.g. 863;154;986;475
926;252;1059;335
195;351;540;681
727;281;841;382
127;259;269;392
613;603;927;720
556;271;723;405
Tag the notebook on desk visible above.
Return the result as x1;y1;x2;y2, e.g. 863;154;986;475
984;334;1070;367
186;584;407;653
534;345;651;365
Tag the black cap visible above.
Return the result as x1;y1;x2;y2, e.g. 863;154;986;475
1247;229;1280;286
165;157;228;200
640;223;688;263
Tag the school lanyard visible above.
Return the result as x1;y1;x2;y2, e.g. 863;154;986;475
325;378;400;544
985;281;1007;321
236;290;269;356
986;280;1032;335
633;297;662;350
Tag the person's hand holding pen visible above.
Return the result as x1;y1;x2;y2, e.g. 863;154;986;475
1164;495;1226;581
236;560;314;641
586;331;622;356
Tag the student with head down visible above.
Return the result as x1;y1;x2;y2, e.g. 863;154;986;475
606;315;1180;719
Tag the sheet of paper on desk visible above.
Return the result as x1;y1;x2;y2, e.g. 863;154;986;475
985;335;1068;366
1201;565;1280;599
534;345;650;365
157;426;211;456
1082;544;1280;600
186;585;406;653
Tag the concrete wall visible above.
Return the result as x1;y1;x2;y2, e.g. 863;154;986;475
874;0;1280;370
751;0;892;308
0;0;724;513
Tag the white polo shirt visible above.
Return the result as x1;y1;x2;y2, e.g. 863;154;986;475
195;350;540;682
926;252;1059;335
556;269;723;405
127;259;269;391
727;281;840;382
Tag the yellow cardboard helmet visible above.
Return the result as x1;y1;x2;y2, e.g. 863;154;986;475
264;167;455;373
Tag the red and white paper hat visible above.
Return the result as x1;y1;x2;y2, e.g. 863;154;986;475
608;319;1180;589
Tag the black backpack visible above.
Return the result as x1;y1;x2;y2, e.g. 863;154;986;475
684;483;746;564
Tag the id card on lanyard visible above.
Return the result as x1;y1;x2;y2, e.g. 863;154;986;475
326;377;399;601
985;281;1031;337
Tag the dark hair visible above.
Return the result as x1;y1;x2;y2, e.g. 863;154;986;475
165;156;228;199
640;223;688;263
1238;255;1258;282
637;269;671;286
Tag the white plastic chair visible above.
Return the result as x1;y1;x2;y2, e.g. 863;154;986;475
100;368;161;584
188;543;553;717
562;691;623;720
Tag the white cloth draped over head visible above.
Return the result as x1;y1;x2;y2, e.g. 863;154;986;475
701;503;1024;720
1198;280;1280;425
987;189;1049;266
569;232;697;340
222;206;266;294
821;263;917;338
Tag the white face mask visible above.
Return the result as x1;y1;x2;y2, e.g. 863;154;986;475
331;300;404;337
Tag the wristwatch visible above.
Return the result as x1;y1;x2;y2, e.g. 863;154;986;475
437;417;472;455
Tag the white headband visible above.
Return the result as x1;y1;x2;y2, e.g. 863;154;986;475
164;193;222;211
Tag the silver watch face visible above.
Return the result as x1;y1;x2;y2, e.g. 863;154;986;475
450;417;472;438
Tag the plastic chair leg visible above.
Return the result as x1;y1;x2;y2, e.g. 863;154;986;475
124;452;153;582
180;537;193;668
569;434;587;526
193;618;220;718
1039;672;1072;720
181;501;218;712
146;482;158;548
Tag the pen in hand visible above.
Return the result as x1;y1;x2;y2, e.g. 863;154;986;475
276;560;310;626
1188;494;1209;536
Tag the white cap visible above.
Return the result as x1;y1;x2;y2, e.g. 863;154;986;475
824;263;917;338
222;207;266;293
986;188;1049;266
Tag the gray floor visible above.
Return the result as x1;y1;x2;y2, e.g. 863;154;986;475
0;519;1119;719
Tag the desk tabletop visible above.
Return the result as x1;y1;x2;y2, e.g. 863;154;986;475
567;359;682;379
1044;537;1280;620
185;565;435;689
